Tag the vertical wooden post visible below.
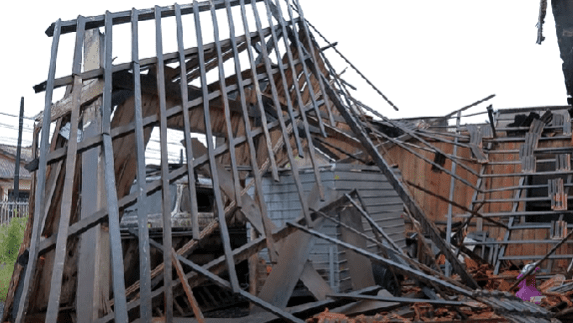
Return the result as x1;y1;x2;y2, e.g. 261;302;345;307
15;19;62;323
101;11;128;321
445;111;461;277
131;8;153;321
155;5;174;318
195;0;239;293
76;29;110;322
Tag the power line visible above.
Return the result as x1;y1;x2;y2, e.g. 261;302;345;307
1;138;33;147
0;123;34;133
0;110;36;121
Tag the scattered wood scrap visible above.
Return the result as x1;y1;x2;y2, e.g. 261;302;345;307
5;1;573;323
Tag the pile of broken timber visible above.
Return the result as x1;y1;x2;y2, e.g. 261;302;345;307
2;0;572;323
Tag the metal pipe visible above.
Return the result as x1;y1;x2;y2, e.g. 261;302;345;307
13;97;24;201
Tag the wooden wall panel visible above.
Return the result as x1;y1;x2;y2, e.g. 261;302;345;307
385;141;479;225
386;135;573;264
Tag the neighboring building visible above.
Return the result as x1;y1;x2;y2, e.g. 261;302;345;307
0;143;33;200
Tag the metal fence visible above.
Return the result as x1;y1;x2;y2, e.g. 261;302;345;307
0;199;29;226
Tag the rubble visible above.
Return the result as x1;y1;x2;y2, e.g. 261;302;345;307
4;0;573;322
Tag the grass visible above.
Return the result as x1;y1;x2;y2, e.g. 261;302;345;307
0;216;28;302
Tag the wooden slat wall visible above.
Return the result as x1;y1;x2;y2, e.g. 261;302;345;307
386;136;573;268
487;141;521;259
385;141;478;225
538;138;572;270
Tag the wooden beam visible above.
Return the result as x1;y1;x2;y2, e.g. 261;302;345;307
194;0;239;293
146;238;304;323
101;12;128;321
15;19;62;323
155;6;174;319
249;0;314;226
338;206;376;290
74;27;113;323
96;223;299;322
36;79;104;124
223;0;281;263
238;0;280;181
318;71;479;289
171;248;205;323
254;185;339;311
299;261;333;301
130;8;153;321
270;0;327;200
46;30;85;322
34;60;305;171
44;0;267;37
37;15;287;94
287;222;473;297
208;1;243;211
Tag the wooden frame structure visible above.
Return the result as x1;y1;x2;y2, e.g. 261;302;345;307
3;0;569;322
3;0;407;321
4;0;348;321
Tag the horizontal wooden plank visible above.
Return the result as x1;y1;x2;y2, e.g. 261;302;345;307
36;20;286;93
44;0;266;36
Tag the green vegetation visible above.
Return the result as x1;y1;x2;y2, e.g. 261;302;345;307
0;216;28;302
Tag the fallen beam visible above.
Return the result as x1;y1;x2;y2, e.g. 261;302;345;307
326;293;473;307
319;72;479;289
286;222;473;297
406;181;508;230
99;219;299;322
171;248;205;323
147;238;304;323
509;226;573;290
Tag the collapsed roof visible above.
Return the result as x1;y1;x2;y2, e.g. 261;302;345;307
4;0;573;322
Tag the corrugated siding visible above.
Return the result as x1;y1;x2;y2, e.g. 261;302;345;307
252;164;406;292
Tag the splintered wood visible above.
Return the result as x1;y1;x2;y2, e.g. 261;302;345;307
5;0;573;322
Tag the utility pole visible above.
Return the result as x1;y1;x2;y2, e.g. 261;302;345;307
13;97;24;201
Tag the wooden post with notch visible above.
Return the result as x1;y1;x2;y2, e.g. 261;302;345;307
76;29;111;322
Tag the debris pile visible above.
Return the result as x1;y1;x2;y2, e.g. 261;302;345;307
3;0;573;322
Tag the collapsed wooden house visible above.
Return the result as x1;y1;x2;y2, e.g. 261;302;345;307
4;0;573;322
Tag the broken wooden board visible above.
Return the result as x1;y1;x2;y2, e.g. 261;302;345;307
299;261;333;301
35;79;104;124
253;185;339;311
338;206;376;290
329;289;400;316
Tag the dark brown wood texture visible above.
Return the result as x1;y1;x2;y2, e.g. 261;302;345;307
8;0;573;321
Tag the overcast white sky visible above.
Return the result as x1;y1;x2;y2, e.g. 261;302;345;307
0;1;567;154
